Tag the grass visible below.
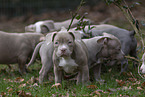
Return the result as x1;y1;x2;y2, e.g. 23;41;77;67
0;59;145;97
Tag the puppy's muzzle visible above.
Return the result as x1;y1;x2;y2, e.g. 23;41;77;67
61;48;67;53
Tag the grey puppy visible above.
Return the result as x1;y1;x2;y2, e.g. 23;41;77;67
81;24;137;72
82;33;124;81
25;19;91;34
27;28;89;84
0;31;44;74
52;28;89;85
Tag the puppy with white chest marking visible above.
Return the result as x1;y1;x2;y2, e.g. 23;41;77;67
52;28;89;85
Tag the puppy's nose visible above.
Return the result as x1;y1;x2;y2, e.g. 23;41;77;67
61;48;67;53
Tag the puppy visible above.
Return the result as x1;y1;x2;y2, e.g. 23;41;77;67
52;27;89;85
0;31;44;74
83;33;124;82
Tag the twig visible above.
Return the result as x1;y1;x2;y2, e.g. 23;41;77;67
125;56;140;62
67;0;85;31
138;62;145;79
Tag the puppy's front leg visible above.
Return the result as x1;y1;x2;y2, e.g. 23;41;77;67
77;71;82;85
54;64;62;83
77;65;89;85
81;65;89;85
93;64;104;82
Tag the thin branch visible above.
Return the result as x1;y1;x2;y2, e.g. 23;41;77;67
67;0;85;31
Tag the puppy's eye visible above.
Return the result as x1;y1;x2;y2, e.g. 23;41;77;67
68;41;72;44
55;42;59;45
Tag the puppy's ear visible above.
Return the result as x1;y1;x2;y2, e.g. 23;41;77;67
39;36;45;41
97;37;109;45
52;32;57;42
69;32;75;40
40;25;50;34
42;21;55;31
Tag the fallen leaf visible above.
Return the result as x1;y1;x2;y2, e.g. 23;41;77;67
138;92;141;95
1;92;6;96
108;68;112;72
96;89;104;92
14;77;24;83
121;86;132;91
19;83;26;88
32;83;38;87
137;87;143;90
107;88;117;92
126;72;132;77
18;90;33;97
116;79;125;86
27;76;35;84
8;88;13;93
141;82;145;88
18;90;25;97
121;95;130;97
128;78;137;82
132;81;140;86
25;92;33;97
87;85;98;89
51;83;62;88
90;91;101;97
66;92;69;97
3;78;13;82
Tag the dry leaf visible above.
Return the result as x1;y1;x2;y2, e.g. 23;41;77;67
141;82;145;88
3;78;13;82
96;89;104;92
27;76;35;84
108;68;112;72
1;92;6;96
87;85;98;89
18;90;26;97
18;90;32;97
25;92;33;97
107;88;117;92
128;78;137;82
14;77;24;83
51;83;62;88
137;87;143;90
121;86;132;91
132;81;140;86
90;91;101;97
32;83;38;87
19;83;26;88
116;79;125;86
8;88;13;93
126;72;132;77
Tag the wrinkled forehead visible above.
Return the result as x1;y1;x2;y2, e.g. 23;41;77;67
54;33;74;42
108;39;121;48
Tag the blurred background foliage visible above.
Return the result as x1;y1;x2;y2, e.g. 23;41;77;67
0;0;144;32
0;0;101;17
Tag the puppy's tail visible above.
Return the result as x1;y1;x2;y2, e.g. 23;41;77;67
27;41;44;68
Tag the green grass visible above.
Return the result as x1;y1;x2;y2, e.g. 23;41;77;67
0;60;145;97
